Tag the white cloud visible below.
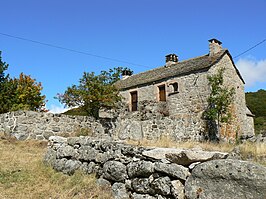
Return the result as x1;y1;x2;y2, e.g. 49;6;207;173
236;58;266;88
48;104;70;114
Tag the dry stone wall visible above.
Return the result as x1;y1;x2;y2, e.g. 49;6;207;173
0;110;106;140
44;136;266;199
112;100;206;142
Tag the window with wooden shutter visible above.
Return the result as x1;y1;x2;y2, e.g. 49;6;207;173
158;85;166;101
131;91;138;111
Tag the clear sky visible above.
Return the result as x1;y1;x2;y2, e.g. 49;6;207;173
1;0;266;113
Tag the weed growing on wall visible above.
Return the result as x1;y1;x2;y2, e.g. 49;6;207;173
203;68;235;141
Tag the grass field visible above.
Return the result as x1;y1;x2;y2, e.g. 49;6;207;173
0;133;265;199
0;134;112;199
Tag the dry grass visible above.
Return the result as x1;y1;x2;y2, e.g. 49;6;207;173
127;136;266;166
237;142;266;166
126;136;235;152
0;132;265;199
0;133;113;199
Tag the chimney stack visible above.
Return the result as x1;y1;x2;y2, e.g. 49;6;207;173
121;69;133;80
165;54;178;67
208;38;223;56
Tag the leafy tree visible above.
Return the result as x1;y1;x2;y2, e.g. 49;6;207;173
0;51;9;83
203;68;235;141
0;78;17;113
10;73;46;111
57;67;131;119
0;51;13;113
0;52;46;113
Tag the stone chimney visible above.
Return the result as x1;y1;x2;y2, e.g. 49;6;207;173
165;54;178;67
122;69;132;80
208;38;223;56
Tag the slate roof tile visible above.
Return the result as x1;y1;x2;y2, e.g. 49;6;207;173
115;50;228;90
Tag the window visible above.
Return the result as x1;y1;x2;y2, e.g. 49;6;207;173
130;91;138;111
172;82;178;92
168;82;179;96
158;85;166;101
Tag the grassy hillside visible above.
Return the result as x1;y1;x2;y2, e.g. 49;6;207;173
246;89;266;135
0;133;112;199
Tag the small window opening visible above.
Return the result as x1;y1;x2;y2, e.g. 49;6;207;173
172;82;178;92
130;91;138;111
168;82;179;96
158;85;166;101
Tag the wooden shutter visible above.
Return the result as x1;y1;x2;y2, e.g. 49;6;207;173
159;85;166;101
131;91;138;111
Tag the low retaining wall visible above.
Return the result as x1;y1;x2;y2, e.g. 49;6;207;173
44;136;266;199
0;110;263;143
0;111;106;140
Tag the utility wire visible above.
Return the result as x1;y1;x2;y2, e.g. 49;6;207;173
233;38;266;59
2;32;265;67
0;32;151;69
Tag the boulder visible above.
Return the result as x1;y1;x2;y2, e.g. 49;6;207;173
131;178;155;195
112;182;130;199
43;148;57;166
62;159;81;175
53;158;67;172
103;161;127;182
185;159;266;199
166;149;228;166
150;176;171;196
97;177;111;187
77;146;99;161
154;162;190;181
56;145;78;158
171;180;185;199
131;193;156;199
127;161;154;178
80;162;96;174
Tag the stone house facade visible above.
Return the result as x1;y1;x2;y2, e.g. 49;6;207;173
114;39;254;141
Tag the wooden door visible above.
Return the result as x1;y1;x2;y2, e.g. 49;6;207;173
159;85;166;101
131;91;138;111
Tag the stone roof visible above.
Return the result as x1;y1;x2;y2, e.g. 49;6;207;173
115;49;241;90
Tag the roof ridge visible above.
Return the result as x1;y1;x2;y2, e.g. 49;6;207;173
121;53;210;79
115;49;228;90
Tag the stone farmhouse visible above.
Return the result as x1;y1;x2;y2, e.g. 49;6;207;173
0;39;255;142
114;39;254;141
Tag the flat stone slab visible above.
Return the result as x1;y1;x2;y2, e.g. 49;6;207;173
166;149;228;166
142;148;184;160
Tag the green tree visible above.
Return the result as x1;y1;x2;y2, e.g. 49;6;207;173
57;67;131;119
0;52;46;113
10;73;46;111
0;51;9;83
203;68;235;141
0;51;13;113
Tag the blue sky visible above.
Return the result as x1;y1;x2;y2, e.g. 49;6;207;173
1;0;266;113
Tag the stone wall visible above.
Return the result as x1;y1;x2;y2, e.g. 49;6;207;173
44;136;266;199
0;110;106;140
113;101;206;141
